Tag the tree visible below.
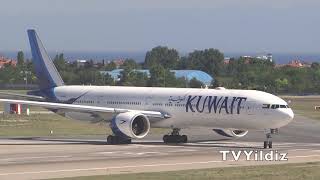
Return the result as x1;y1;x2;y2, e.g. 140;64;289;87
121;71;148;87
189;78;204;88
53;53;67;71
105;61;117;71
17;51;24;66
103;73;116;85
311;62;320;69
148;65;185;87
121;59;139;70
144;46;179;69
275;78;289;93
184;48;224;76
84;59;94;69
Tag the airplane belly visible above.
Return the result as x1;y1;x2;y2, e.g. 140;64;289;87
151;112;224;128
151;111;270;130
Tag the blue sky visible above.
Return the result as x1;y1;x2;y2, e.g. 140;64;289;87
0;0;319;53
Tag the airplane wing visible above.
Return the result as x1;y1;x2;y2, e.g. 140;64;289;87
0;99;170;119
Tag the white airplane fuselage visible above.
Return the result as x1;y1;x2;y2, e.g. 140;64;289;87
53;85;294;131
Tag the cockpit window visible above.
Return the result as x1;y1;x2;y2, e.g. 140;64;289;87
267;104;289;109
262;104;270;109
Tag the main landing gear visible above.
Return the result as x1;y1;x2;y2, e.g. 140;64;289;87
263;129;278;149
107;135;132;145
163;128;188;143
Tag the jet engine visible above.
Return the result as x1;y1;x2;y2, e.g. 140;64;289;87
111;112;150;139
212;129;248;138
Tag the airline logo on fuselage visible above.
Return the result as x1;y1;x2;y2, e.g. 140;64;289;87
185;96;247;114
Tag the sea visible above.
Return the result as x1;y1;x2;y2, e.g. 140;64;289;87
1;51;320;64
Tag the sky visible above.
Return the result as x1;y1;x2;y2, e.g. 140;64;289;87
0;0;319;53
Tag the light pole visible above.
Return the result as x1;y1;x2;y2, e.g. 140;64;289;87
20;71;31;88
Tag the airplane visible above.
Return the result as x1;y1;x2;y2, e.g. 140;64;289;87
0;30;294;148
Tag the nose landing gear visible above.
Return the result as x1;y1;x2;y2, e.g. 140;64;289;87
163;128;188;143
263;129;278;149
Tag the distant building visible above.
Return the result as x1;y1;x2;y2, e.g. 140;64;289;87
267;53;273;62
76;59;88;67
100;69;214;86
77;59;87;63
275;59;310;68
172;70;213;86
287;60;303;68
0;56;17;69
241;53;273;62
224;57;230;64
113;59;125;68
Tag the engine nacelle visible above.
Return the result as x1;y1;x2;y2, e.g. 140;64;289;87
111;112;150;139
213;129;248;138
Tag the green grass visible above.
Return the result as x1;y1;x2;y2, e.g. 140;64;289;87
282;96;320;120
0;89;29;94
0;113;107;137
0;113;167;137
51;162;320;180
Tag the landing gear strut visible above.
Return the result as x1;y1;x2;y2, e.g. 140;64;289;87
163;128;188;143
263;129;278;149
107;135;132;145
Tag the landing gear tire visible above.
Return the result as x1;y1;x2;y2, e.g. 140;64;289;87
182;135;188;143
263;129;277;149
107;135;131;145
163;128;188;144
163;135;169;143
263;141;268;149
107;135;114;144
263;141;273;149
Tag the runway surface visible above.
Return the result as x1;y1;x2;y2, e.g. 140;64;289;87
0;114;319;180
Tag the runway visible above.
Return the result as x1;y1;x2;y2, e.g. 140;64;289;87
0;114;320;180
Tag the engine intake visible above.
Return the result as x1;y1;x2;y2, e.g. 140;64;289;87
111;112;150;139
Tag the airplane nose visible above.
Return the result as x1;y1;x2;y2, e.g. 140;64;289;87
275;108;294;128
281;108;294;125
287;108;294;120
